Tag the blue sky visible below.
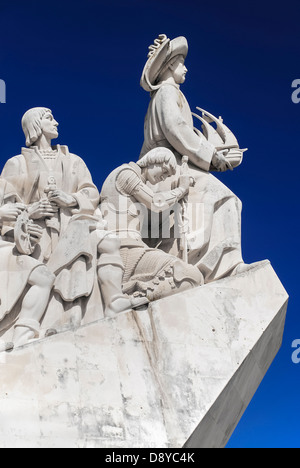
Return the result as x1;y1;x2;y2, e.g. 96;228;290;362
0;0;299;448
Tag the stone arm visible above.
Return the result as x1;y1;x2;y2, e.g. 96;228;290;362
1;154;99;216
69;156;100;215
0;203;23;227
155;86;215;172
34;156;100;216
0;157;54;219
116;168;188;213
0;178;23;235
1;156;28;200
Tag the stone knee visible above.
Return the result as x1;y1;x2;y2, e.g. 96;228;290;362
28;265;55;289
97;233;121;257
97;237;124;286
97;234;126;306
97;235;149;317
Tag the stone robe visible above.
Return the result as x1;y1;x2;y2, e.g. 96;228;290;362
1;145;100;302
140;83;243;282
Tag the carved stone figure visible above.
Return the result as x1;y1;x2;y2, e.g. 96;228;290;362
140;35;253;282
100;147;203;301
1;108;147;332
0;178;55;350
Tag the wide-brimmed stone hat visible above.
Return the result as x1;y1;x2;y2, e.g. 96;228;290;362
140;34;188;92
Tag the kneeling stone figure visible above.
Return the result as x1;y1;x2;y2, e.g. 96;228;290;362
100;148;203;301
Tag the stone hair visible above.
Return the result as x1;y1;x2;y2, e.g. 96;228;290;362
21;107;52;147
137;148;177;175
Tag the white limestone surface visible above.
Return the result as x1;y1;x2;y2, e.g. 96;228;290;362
0;260;288;448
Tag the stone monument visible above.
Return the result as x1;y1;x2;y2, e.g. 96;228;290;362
0;35;288;448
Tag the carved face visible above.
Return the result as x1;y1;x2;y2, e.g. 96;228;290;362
146;163;172;185
170;55;188;84
40;111;59;140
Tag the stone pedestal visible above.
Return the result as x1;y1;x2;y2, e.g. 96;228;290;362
0;260;288;448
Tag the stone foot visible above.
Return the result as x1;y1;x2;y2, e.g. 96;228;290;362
45;328;58;338
105;295;149;318
231;259;270;276
0;341;14;353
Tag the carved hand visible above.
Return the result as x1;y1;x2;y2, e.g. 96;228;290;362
27;223;43;244
28;198;58;220
0;203;24;222
178;175;190;195
48;190;77;208
212;150;233;172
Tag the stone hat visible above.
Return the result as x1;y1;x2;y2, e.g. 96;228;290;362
140;34;188;92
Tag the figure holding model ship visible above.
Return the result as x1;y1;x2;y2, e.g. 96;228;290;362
140;34;259;282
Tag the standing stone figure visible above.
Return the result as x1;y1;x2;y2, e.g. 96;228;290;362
140;35;252;283
0;178;55;350
1;108;146;331
100;147;203;301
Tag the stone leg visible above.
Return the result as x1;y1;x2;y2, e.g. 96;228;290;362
12;265;55;347
97;236;149;318
121;247;204;302
145;259;204;302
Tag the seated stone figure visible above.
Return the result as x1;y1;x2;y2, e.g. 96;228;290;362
140;35;250;282
100;148;203;301
0;178;55;351
1;107;146;332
